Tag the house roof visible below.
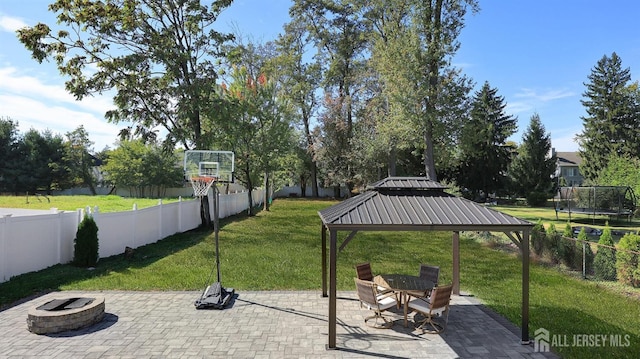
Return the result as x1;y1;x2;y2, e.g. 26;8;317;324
318;177;532;232
557;152;581;166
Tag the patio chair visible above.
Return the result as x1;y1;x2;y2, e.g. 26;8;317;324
354;278;398;329
406;264;440;298
355;262;394;299
405;284;453;333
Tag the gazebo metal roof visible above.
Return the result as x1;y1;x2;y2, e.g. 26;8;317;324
318;177;533;349
319;181;531;231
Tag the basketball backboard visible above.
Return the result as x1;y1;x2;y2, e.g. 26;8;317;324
183;150;234;183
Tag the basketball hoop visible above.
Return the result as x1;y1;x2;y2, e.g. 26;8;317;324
189;175;217;197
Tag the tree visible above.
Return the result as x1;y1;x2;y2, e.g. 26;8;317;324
275;20;322;196
17;0;233;150
102;140;183;197
576;227;595;276
0;117;24;194
509;113;557;205
290;0;368;193
597;153;640;205
364;0;477;181
457;82;517;201
211;41;294;214
616;232;640;287
22;129;67;194
73;214;99;267
577;52;640;181
64;126;98;195
594;223;617;281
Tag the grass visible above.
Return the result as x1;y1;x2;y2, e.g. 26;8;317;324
1;198;639;358
0;194;181;213
494;204;640;231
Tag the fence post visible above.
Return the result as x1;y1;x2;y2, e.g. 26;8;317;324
132;203;137;248
158;199;163;240
0;215;11;282
178;196;183;233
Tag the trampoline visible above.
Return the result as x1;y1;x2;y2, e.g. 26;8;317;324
554;186;636;221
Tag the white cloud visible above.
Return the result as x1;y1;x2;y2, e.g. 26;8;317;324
0;65;123;150
0;14;27;32
514;88;575;102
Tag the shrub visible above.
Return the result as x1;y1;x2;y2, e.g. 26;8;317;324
531;219;546;256
616;233;640;287
559;222;579;269
576;227;595;275
544;223;561;263
593;224;616;281
74;214;99;267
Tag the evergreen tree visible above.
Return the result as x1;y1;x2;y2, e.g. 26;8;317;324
560;221;579;269
509;113;557;205
578;52;640;181
576;227;595;276
457;82;517;200
531;219;546;257
545;222;561;264
594;223;617;281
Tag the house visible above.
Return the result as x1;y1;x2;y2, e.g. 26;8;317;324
553;149;584;186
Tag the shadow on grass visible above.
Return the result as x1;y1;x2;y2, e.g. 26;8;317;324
0;208;261;311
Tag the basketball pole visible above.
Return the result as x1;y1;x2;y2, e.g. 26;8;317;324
214;184;221;284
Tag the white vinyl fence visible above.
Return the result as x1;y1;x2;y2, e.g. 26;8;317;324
0;189;264;283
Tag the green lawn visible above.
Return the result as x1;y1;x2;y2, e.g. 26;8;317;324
1;198;638;358
0;194;181;213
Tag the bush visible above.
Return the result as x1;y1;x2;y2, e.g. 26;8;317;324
526;191;548;207
576;227;595;275
544;223;561;263
616;233;640;287
559;222;580;269
531;219;546;256
593;224;616;281
74;214;99;267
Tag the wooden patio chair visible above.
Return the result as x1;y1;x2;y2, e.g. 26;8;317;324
354;278;398;329
405;284;452;333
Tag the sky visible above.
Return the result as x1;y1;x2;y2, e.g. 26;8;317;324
1;1;639;152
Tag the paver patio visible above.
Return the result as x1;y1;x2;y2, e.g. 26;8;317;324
0;290;558;358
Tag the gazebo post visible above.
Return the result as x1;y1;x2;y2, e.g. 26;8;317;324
452;231;460;295
321;224;327;297
521;229;530;344
328;229;337;349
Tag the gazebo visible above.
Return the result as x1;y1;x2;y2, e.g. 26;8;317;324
318;177;534;349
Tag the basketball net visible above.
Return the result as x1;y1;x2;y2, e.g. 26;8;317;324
189;175;217;197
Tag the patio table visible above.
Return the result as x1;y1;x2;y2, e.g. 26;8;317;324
374;274;434;327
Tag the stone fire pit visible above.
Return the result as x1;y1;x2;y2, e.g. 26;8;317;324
27;296;105;334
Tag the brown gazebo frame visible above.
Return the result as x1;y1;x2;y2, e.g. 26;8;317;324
318;177;533;349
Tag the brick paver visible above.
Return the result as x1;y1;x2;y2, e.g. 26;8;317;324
0;290;558;358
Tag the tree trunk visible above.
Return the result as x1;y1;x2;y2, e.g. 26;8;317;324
388;146;397;177
300;175;307;197
423;130;437;181
310;161;319;197
200;195;212;228
263;171;270;211
246;189;254;216
422;0;442;182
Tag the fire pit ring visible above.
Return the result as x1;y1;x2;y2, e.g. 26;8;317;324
27;296;105;334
